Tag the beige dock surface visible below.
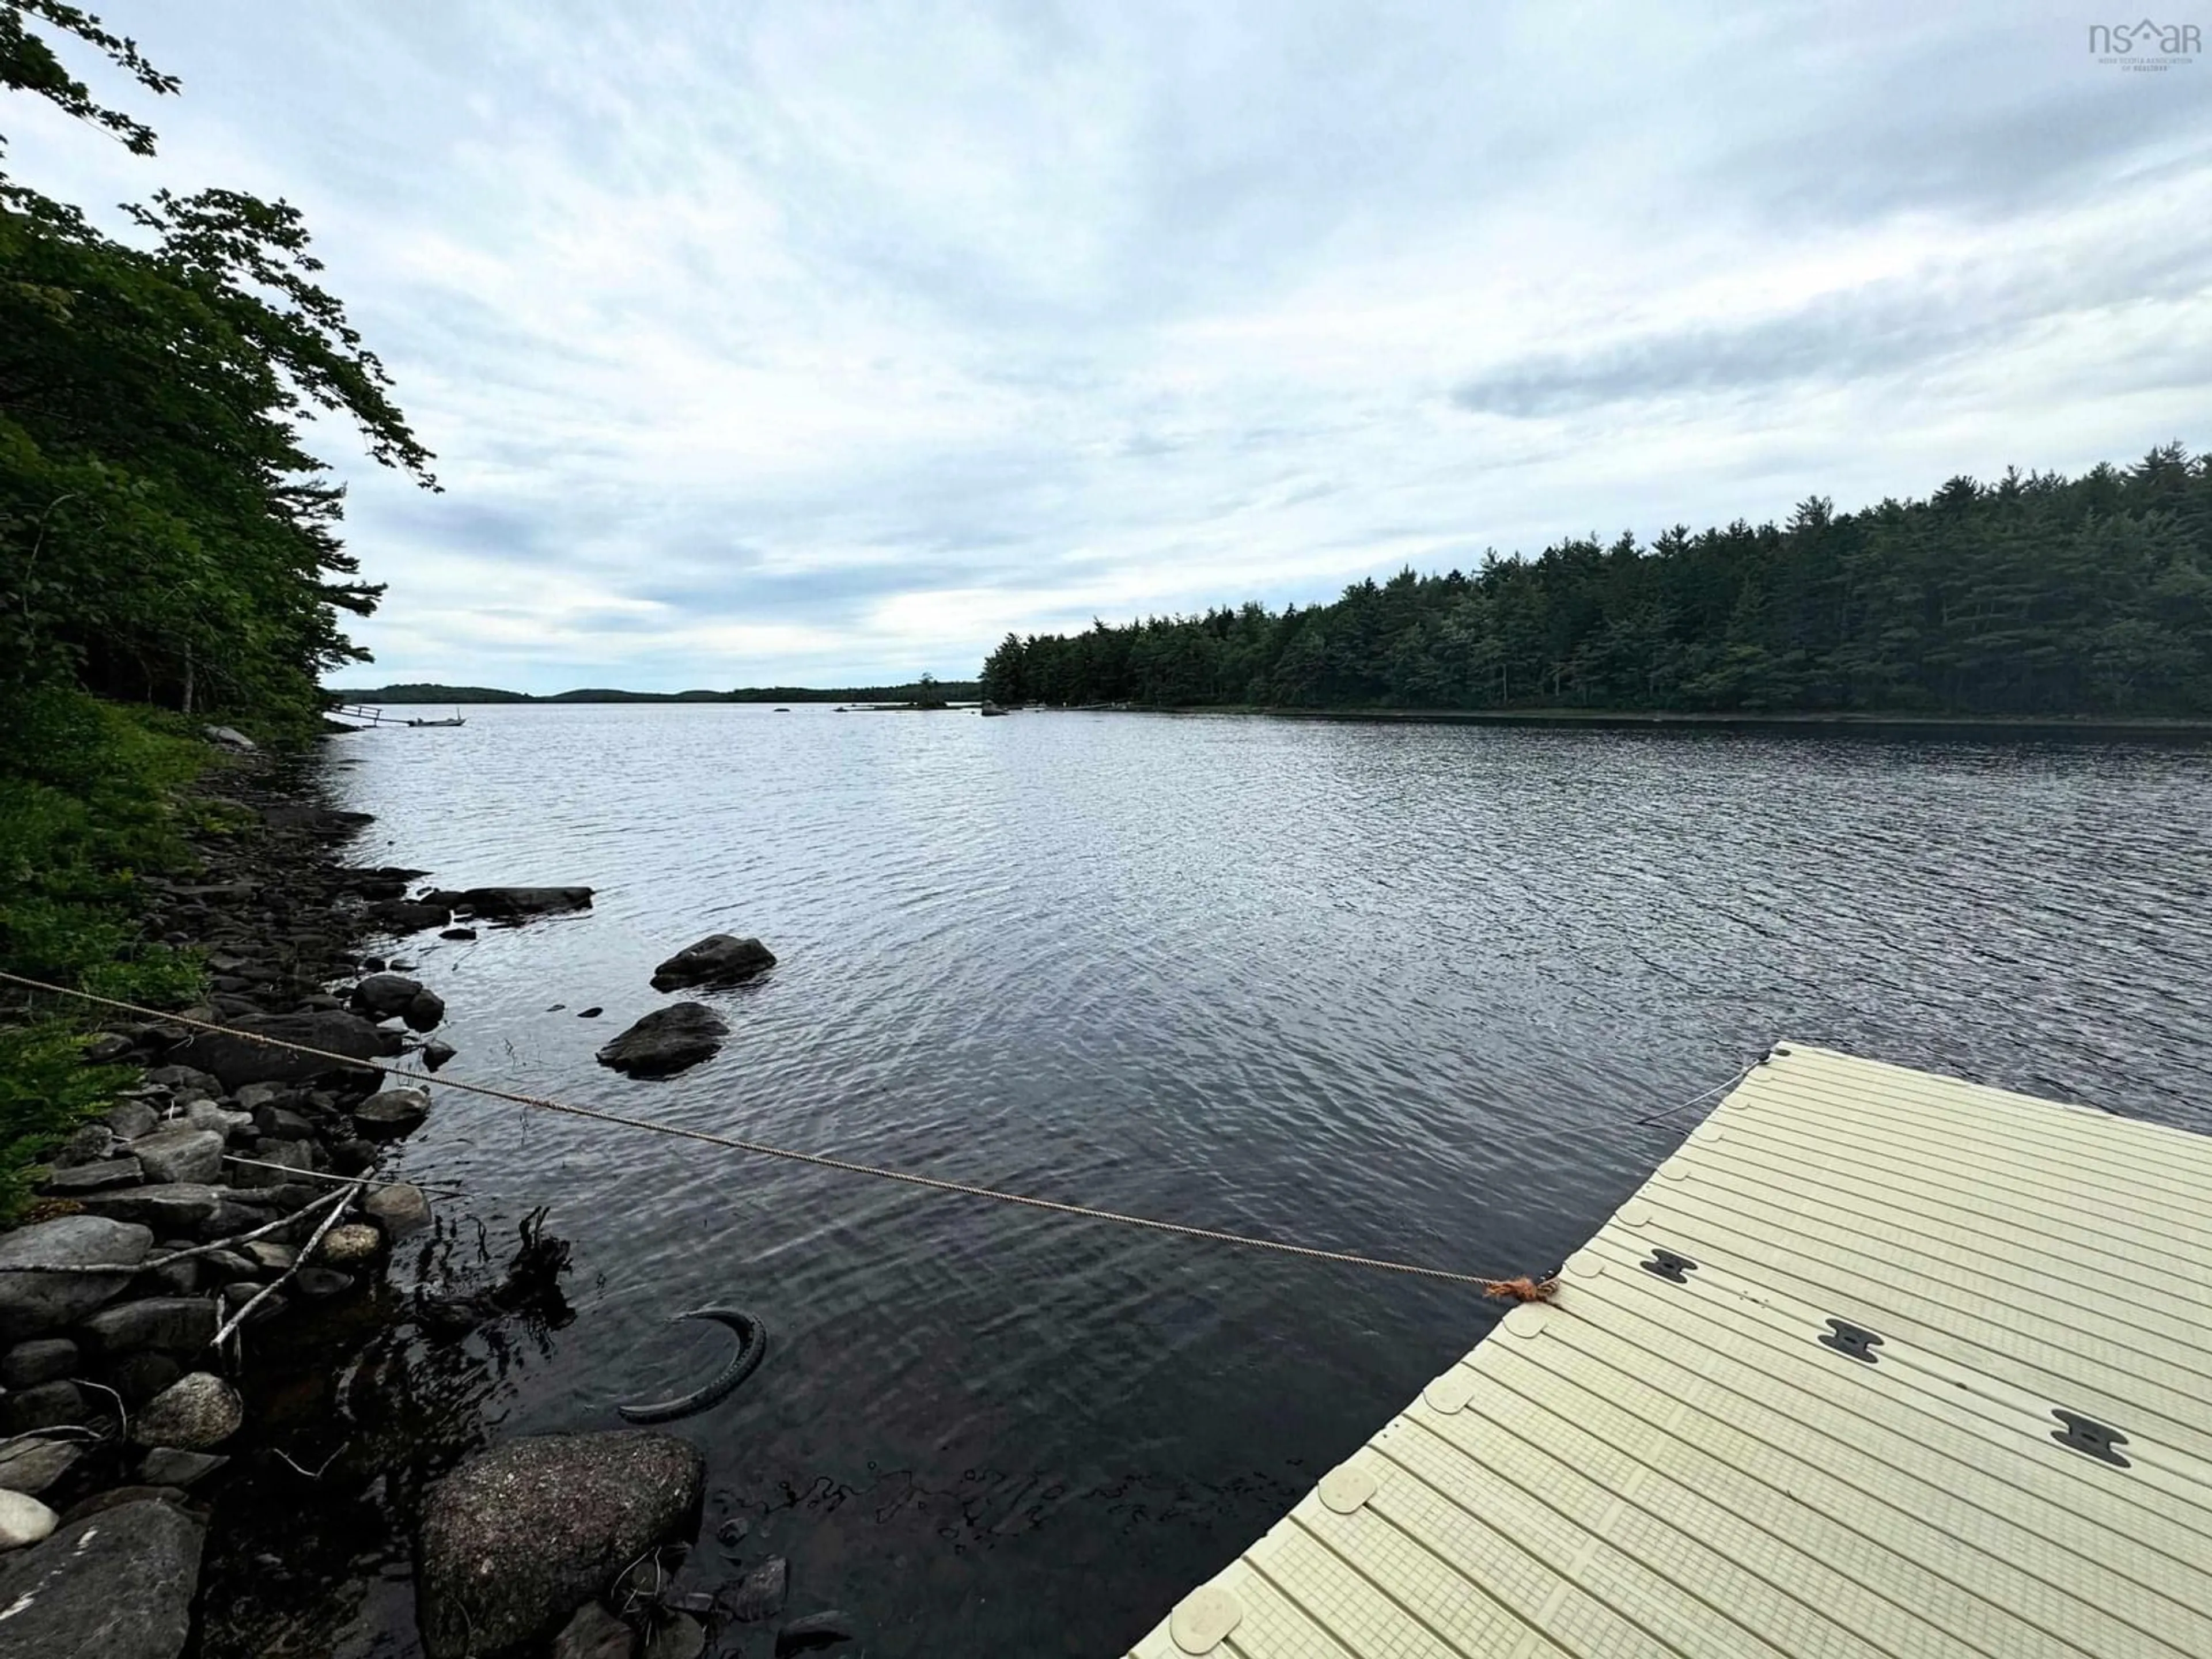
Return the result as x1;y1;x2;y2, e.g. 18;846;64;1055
1126;1042;2212;1659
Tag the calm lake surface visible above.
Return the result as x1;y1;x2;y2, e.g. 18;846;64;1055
299;706;2211;1656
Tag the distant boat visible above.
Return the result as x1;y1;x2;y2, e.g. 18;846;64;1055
407;710;466;728
979;701;1013;717
774;706;790;712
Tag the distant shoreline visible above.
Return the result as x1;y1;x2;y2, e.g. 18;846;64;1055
1057;704;2212;737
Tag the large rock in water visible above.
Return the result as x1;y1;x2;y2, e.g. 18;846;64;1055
168;1009;403;1089
421;885;593;919
0;1498;204;1658
415;1431;704;1658
594;1005;729;1079
351;972;425;1019
0;1215;151;1340
650;934;777;992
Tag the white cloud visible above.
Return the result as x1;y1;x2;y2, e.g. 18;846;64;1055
7;1;2209;690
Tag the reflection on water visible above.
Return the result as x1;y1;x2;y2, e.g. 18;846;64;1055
211;707;2212;1656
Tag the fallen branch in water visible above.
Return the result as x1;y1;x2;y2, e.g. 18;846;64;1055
210;1181;366;1354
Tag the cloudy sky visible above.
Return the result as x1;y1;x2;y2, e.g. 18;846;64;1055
10;3;2210;690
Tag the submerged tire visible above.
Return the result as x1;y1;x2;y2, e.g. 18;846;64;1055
616;1306;767;1424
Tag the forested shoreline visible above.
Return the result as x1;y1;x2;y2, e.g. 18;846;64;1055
981;449;2212;717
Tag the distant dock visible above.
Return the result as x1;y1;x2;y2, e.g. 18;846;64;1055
1129;1043;2212;1658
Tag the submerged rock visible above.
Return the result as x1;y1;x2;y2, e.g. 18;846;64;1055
650;934;778;992
354;1086;431;1135
727;1554;790;1621
422;885;594;919
168;1009;402;1089
415;1430;704;1658
364;1182;431;1239
0;1497;204;1658
776;1611;858;1654
553;1601;642;1659
0;1215;153;1339
594;1005;729;1080
131;1372;244;1449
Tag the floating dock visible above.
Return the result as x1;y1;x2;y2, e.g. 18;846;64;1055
1128;1043;2212;1659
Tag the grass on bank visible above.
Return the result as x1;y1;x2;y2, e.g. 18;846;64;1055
0;688;217;1221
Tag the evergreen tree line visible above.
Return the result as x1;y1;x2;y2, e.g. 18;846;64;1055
982;448;2212;717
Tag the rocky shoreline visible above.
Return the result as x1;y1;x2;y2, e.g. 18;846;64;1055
0;745;820;1658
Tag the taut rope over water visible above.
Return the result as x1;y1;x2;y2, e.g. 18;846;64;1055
2;969;1743;1294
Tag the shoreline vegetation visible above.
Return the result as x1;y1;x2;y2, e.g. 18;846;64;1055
981;447;2212;721
1074;704;2212;733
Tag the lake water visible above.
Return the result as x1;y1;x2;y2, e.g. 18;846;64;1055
245;707;2212;1656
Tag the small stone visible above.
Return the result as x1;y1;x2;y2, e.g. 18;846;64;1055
39;1157;143;1196
645;1611;705;1659
130;1372;244;1449
79;1297;216;1356
290;1268;354;1300
1;1337;78;1388
715;1515;750;1551
553;1601;641;1659
1;1380;84;1435
135;1446;227;1488
578;1006;603;1018
48;1123;113;1168
0;1489;58;1551
775;1611;858;1656
182;1099;247;1139
422;1040;457;1071
438;927;477;941
101;1101;159;1140
229;1140;314;1188
403;990;446;1031
233;1081;297;1115
84;1032;137;1065
728;1555;790;1622
252;1104;317;1141
316;1224;384;1266
363;1183;431;1240
0;1437;81;1497
144;1066;220;1096
353;1088;430;1136
242;1241;296;1273
128;1126;225;1185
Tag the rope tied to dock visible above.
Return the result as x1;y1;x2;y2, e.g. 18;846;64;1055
2;969;1736;1294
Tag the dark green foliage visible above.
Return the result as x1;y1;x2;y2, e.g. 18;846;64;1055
334;681;987;703
983;449;2212;717
2;8;425;1214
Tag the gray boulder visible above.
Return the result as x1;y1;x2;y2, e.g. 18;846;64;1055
415;1430;704;1658
367;898;453;933
0;1215;152;1340
168;1009;403;1089
351;972;424;1019
38;1156;143;1195
594;1005;729;1080
354;1087;430;1136
135;1448;226;1488
403;989;446;1031
775;1611;858;1654
0;1498;204;1658
101;1100;160;1139
131;1126;224;1185
650;934;777;991
79;1297;217;1357
130;1372;243;1450
77;1184;220;1233
422;885;593;919
2;1380;84;1435
1;1337;78;1388
363;1182;431;1239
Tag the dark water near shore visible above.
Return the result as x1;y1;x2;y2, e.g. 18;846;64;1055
286;706;2209;1656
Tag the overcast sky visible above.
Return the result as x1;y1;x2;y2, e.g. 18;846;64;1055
10;3;2210;690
